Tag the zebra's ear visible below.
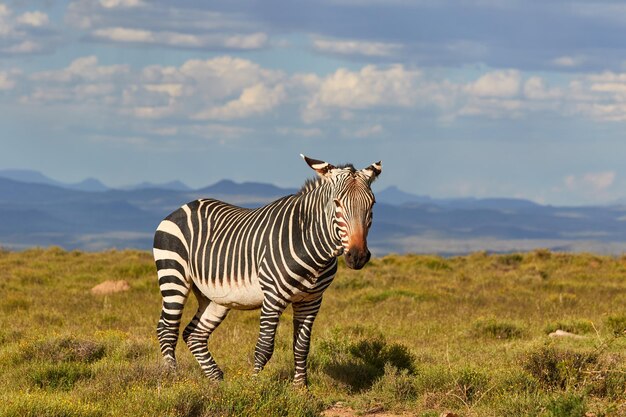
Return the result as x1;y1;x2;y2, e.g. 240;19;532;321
361;161;382;183
300;154;337;178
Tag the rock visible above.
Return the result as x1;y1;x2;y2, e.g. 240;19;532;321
91;280;130;295
549;329;586;339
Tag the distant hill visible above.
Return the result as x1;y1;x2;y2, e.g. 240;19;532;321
121;180;192;192
0;174;625;254
0;169;109;192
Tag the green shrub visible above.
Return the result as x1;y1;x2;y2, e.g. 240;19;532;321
544;320;595;335
454;367;490;404
29;362;93;390
605;314;626;336
494;253;524;268
522;345;598;390
545;393;586;417
317;330;415;392
473;318;525;340
21;336;106;364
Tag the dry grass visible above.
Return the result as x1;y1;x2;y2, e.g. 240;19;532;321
1;247;626;416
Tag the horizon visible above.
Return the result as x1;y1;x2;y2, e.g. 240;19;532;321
2;167;624;208
2;1;626;206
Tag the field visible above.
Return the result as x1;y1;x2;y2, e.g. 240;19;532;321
1;248;626;416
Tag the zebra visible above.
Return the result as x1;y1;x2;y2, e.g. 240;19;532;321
153;155;381;386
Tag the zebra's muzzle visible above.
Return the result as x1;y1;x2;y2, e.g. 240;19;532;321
344;248;371;270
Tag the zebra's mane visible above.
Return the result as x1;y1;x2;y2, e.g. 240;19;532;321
296;163;356;195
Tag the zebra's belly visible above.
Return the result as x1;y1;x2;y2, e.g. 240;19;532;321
195;277;264;310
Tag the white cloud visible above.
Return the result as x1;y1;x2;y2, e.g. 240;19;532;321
91;27;268;50
67;1;268;51
0;4;55;55
343;124;383;138
276;127;323;137
30;56;129;84
99;0;144;8
564;171;616;195
312;37;402;57
92;27;153;43
465;70;520;98
551;55;585;68
523;77;562;100
0;70;19;90
192;84;285;120
302;64;420;122
16;11;49;27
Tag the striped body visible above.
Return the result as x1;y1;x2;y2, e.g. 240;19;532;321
154;156;381;385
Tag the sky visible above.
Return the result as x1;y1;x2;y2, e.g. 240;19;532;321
1;0;626;205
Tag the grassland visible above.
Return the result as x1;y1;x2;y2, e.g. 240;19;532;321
1;247;626;416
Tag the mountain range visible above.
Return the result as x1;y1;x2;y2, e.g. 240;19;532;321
1;170;625;255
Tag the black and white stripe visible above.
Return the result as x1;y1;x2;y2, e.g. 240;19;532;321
153;155;381;386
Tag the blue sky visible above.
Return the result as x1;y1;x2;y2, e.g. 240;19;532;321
1;0;626;205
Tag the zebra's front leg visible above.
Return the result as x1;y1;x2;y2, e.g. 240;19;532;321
253;298;287;374
292;297;323;387
182;293;230;380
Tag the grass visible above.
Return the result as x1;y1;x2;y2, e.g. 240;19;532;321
0;247;626;416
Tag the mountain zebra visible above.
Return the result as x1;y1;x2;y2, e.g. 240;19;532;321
153;155;381;386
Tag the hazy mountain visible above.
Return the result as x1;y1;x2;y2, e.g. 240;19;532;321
0;174;625;255
0;170;109;192
376;186;540;210
0;169;63;187
122;180;192;191
198;179;297;197
376;186;432;205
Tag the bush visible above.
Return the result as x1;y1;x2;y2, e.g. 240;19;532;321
21;336;106;364
605;315;626;336
544;320;594;335
316;329;415;392
522;345;598;390
472;318;524;340
29;362;93;390
545;393;586;417
454;367;490;404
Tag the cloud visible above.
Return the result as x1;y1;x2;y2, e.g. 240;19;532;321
523;77;562;100
312;37;402;57
192;84;286;121
342;124;383;138
302;64;420;122
91;27;268;50
465;70;520;98
67;0;269;51
564;171;616;196
0;69;19;90
276;127;323;138
99;0;144;8
16;11;49;27
551;55;585;68
0;4;56;55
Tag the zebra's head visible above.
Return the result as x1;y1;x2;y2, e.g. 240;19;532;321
302;155;382;270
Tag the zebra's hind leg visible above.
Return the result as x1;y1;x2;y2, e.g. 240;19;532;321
292;297;323;387
183;289;230;380
156;268;192;369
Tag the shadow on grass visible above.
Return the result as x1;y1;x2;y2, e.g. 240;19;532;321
316;328;415;392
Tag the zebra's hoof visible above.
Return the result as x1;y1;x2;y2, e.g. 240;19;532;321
162;358;177;372
293;378;308;389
